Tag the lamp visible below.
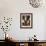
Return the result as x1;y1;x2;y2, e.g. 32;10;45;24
29;0;45;8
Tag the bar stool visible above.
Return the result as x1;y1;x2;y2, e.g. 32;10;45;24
38;44;43;46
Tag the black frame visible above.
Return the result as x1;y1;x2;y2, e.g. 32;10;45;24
20;13;33;29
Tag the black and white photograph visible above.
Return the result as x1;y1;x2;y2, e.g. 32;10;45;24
20;13;33;28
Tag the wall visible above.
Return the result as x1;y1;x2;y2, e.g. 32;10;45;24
0;0;46;40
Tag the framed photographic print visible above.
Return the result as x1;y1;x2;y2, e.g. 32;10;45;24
20;13;33;28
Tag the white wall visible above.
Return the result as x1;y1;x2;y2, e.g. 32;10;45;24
0;0;46;40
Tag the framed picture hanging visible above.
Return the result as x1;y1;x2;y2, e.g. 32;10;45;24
20;13;33;28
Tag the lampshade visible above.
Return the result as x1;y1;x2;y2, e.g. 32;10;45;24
29;0;45;8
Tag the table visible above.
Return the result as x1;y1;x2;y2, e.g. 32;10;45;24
5;39;46;46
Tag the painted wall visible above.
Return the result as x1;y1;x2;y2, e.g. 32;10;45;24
0;0;46;40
